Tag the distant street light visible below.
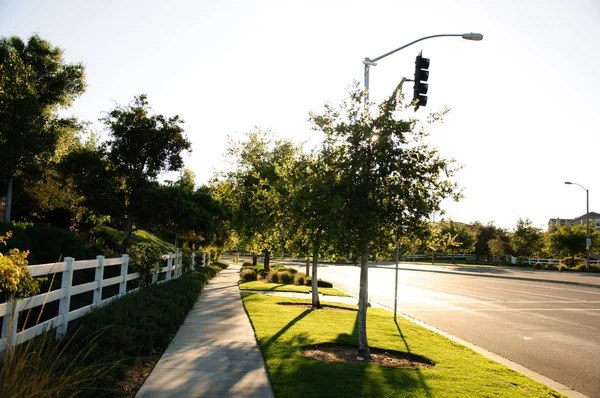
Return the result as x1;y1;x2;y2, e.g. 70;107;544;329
565;181;590;270
362;32;484;102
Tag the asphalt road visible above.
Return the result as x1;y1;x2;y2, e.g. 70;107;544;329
290;262;600;398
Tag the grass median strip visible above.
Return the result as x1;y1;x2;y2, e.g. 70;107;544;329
239;280;351;297
242;293;563;398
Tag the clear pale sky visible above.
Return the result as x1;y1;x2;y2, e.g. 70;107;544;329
2;0;599;231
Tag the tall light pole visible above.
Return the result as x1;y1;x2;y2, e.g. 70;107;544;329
565;181;590;270
363;32;483;318
363;32;483;102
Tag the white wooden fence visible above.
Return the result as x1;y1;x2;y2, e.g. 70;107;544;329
0;251;193;353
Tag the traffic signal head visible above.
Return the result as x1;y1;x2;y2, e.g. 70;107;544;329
413;53;430;111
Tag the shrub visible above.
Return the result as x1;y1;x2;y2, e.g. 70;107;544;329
278;271;293;285
267;271;279;283
546;263;559;270
127;242;164;287
562;257;584;267
240;268;257;282
181;247;193;273
294;272;306;286
558;264;567;272
242;261;253;267
533;263;545;270
305;277;334;288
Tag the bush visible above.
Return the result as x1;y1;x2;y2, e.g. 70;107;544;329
0;222;96;264
305;277;334;288
278;271;293;285
294;272;306;286
240;268;257;282
181;247;193;273
562;257;585;267
127;242;164;287
558;264;567;272
267;271;279;284
533;263;545;270
546;263;559;270
242;261;253;267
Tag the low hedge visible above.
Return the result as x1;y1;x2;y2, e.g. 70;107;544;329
305;277;333;288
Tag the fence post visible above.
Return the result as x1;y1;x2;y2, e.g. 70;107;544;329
191;252;195;271
2;298;19;352
203;252;206;267
177;252;182;277
56;257;74;339
93;255;105;305
166;252;173;280
119;254;129;296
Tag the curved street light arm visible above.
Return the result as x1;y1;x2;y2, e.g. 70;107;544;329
366;34;463;64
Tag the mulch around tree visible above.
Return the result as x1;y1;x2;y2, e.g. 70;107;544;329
301;343;434;369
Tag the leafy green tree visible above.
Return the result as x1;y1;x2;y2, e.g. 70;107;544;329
473;222;508;262
65;95;190;252
509;218;542;257
0;35;85;221
287;151;344;308
440;220;475;263
545;223;600;263
223;129;300;272
488;238;509;263
311;83;459;359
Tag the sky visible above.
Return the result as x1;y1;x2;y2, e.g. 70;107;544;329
1;0;599;231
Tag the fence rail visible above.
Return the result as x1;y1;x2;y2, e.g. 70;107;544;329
0;251;188;353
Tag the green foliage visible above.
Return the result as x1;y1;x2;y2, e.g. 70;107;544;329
516;256;529;266
294;272;306;286
0;222;95;264
62;268;224;395
0;231;40;301
278;270;293;284
510;218;542;257
0;35;86;222
127;242;163;288
305;277;334;288
562;256;584;267
473;222;509;261
240;268;257;282
545;223;600;261
242;261;253;267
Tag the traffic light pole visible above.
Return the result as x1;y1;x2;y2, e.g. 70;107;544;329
362;32;483;102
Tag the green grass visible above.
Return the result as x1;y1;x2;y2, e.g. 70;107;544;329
242;293;563;398
239;281;351;297
132;229;175;253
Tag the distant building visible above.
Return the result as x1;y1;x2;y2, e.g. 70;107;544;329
548;212;600;231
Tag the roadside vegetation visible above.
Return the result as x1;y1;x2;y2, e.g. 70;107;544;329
242;293;563;398
0;261;228;398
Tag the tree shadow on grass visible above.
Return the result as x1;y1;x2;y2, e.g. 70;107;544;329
395;319;433;398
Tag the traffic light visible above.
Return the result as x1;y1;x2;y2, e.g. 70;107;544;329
413;52;430;111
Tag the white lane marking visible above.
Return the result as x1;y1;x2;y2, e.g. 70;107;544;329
481;286;582;301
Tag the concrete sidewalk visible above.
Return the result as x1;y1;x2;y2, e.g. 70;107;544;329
136;265;274;398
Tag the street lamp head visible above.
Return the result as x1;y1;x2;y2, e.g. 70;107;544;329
462;32;484;41
565;181;572;185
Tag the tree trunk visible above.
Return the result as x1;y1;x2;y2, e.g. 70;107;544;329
431;250;435;265
305;257;310;276
3;175;13;222
252;253;258;266
451;251;455;264
264;249;270;272
121;216;134;253
357;241;371;360
311;245;321;309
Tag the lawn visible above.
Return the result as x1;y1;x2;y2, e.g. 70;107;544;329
242;293;563;398
239;281;351;297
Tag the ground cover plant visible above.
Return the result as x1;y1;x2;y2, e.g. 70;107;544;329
1;262;228;397
242;293;563;398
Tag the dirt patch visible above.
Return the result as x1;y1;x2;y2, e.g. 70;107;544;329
277;302;357;312
301;343;434;368
118;349;164;397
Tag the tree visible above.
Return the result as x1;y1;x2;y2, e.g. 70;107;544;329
473;222;508;262
65;95;191;252
488;238;508;263
0;35;85;221
311;83;459;359
287;152;343;308
545;223;600;263
223;129;300;272
440;220;476;263
510;218;542;257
